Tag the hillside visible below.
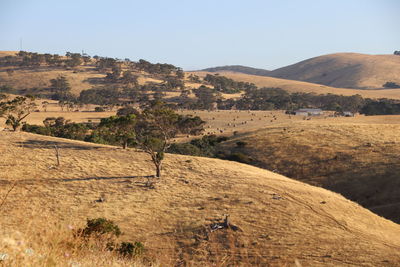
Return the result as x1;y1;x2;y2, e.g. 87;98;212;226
0;51;165;95
1;131;400;266
193;71;400;99
218;118;400;223
269;53;400;89
202;65;271;76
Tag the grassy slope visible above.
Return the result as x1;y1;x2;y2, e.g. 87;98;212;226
193;71;400;99
201;65;271;76
218;118;400;223
0;51;167;96
269;53;400;89
1;131;400;266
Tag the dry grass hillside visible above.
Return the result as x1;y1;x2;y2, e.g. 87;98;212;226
1;131;400;266
218;118;400;223
0;51;169;96
269;53;400;89
193;71;400;100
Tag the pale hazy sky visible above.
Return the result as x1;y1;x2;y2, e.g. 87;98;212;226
1;0;399;70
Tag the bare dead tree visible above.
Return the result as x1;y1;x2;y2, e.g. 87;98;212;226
54;145;60;166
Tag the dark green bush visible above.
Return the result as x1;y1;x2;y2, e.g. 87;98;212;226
224;152;252;164
118;241;144;258
79;218;121;238
167;143;203;156
236;141;247;148
383;82;400;88
94;106;105;112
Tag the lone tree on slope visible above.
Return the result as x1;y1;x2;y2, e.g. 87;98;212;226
134;101;205;177
0;95;37;131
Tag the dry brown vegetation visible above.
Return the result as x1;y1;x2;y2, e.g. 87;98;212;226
218;117;400;223
1;131;400;266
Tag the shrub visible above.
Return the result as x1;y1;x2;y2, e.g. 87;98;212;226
117;106;140;116
236;141;247;148
94;107;105;112
383;82;400;88
118;242;144;258
79;218;121;238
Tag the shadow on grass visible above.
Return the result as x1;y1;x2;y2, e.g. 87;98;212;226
16;139;104;150
0;175;157;189
83;77;105;85
61;175;154;182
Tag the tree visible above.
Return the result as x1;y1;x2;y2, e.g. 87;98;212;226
134;102;178;177
176;68;184;79
0;95;37;131
65;53;82;67
50;76;72;100
194;86;219;110
164;76;185;90
0;94;7;118
97;115;136;149
117;106;140;116
105;65;122;82
78;86;120;106
121;71;138;85
134;101;204;177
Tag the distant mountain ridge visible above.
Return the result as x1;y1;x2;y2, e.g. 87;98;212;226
201;65;271;76
202;53;400;89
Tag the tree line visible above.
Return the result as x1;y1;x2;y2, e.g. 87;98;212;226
20;101;205;177
204;74;257;93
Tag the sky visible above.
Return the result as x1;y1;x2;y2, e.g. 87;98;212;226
0;0;399;70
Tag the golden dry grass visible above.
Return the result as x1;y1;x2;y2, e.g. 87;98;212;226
192;71;400;100
0;51;165;96
218;117;400;223
1;131;400;266
269;53;400;89
0;66;105;95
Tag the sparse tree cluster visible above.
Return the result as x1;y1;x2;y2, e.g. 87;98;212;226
0;51;91;68
193;86;219;110
134;59;179;75
204;74;257;93
50;75;73;101
383;81;400;88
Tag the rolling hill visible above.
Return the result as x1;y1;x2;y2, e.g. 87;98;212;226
202;53;400;90
268;53;400;89
2;51;400;101
1;131;400;265
193;71;400;99
217;118;400;223
202;65;271;76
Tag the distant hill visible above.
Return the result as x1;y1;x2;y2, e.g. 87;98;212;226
193;71;400;99
268;53;400;89
202;53;400;90
202;65;271;76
